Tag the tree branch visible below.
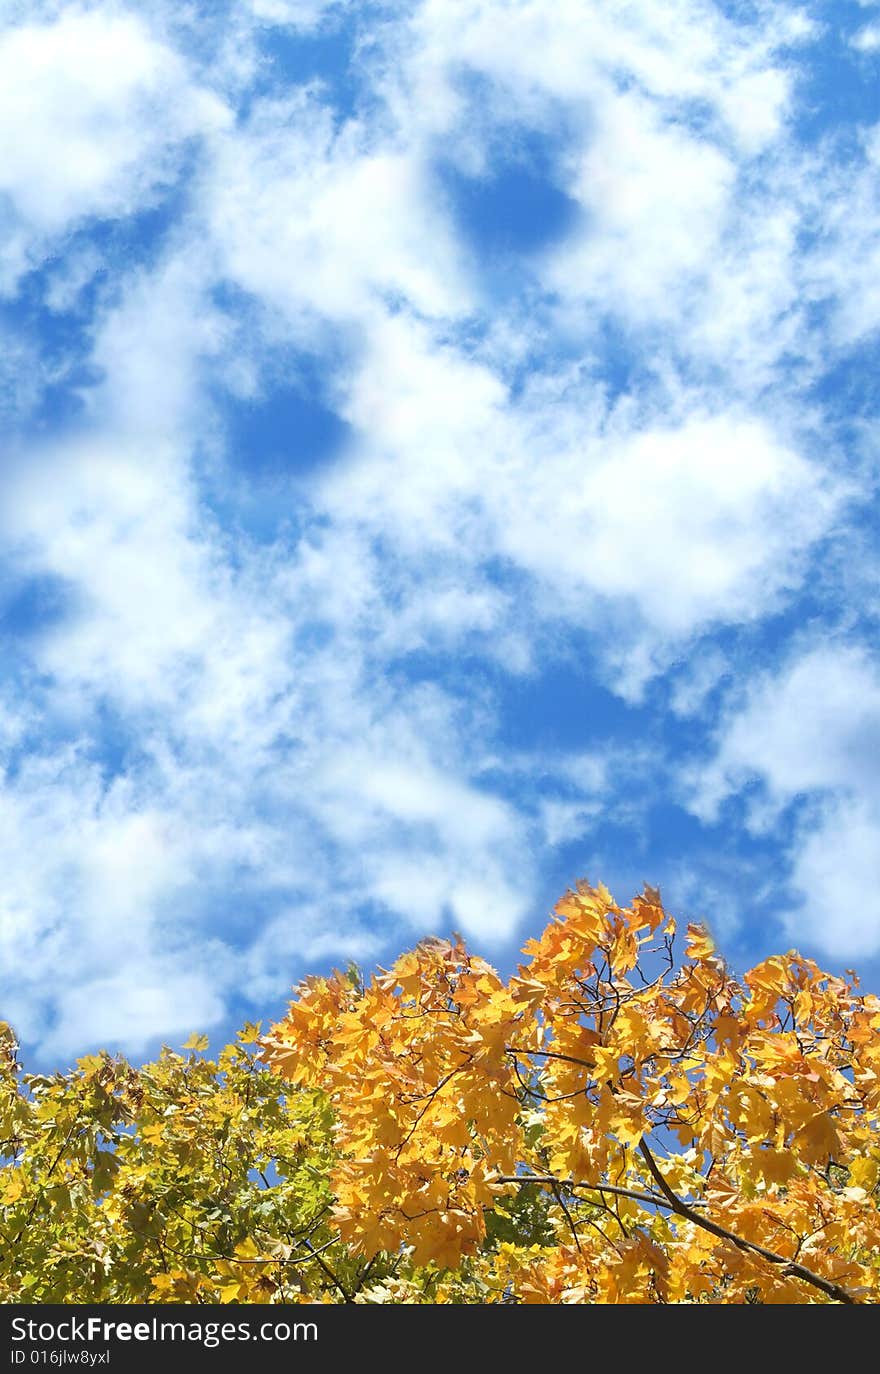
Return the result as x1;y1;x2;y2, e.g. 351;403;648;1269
300;1237;355;1303
505;1046;596;1071
637;1140;857;1306
497;1155;859;1306
492;1175;707;1210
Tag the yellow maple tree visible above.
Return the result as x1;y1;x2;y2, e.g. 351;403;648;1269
263;881;880;1303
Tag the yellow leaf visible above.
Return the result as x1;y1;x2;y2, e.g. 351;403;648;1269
182;1032;209;1051
76;1054;104;1077
792;1111;840;1166
611;1113;644;1149
849;1157;879;1192
753;1147;797;1186
0;1169;27;1204
685;924;715;961
713;1015;741;1051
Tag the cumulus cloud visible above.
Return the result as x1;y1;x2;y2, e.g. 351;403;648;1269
694;645;880;957
319;325;841;690
41;970;226;1061
696;645;880;816
493;415;835;641
851;25;880;54
544;93;735;319
203;95;471;325
790;799;880;960
0;8;229;290
247;0;340;26
0;0;878;1058
807;127;880;348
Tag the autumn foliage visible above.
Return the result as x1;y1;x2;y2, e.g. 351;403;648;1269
0;1022;344;1302
4;882;880;1302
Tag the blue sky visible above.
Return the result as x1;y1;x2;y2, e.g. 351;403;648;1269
1;0;879;1064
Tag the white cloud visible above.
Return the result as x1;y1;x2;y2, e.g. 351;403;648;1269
42;243;106;313
0;7;229;289
248;0;338;26
318;313;506;556
544;93;734;319
396;0;802;151
308;743;533;940
501;416;833;641
0;325;45;423
851;25;880;53
789;799;880;960
88;248;231;437
0;749;210;1053
695;644;880;957
538;798;602;847
0;358;537;1060
319;313;839;688
807;127;880;347
42;970;226;1059
1;436;235;711
697;644;880;818
669;648;730;718
203;93;470;325
1;0;878;1059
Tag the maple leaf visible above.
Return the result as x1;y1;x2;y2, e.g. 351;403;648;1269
685;924;715;961
6;875;878;1306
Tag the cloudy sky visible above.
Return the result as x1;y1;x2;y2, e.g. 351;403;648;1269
1;0;878;1063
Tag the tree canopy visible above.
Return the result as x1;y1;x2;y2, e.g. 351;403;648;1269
4;882;880;1303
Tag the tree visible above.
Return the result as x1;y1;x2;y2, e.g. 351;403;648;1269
0;1017;527;1305
0;1023;357;1302
264;881;880;1303
4;880;880;1303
